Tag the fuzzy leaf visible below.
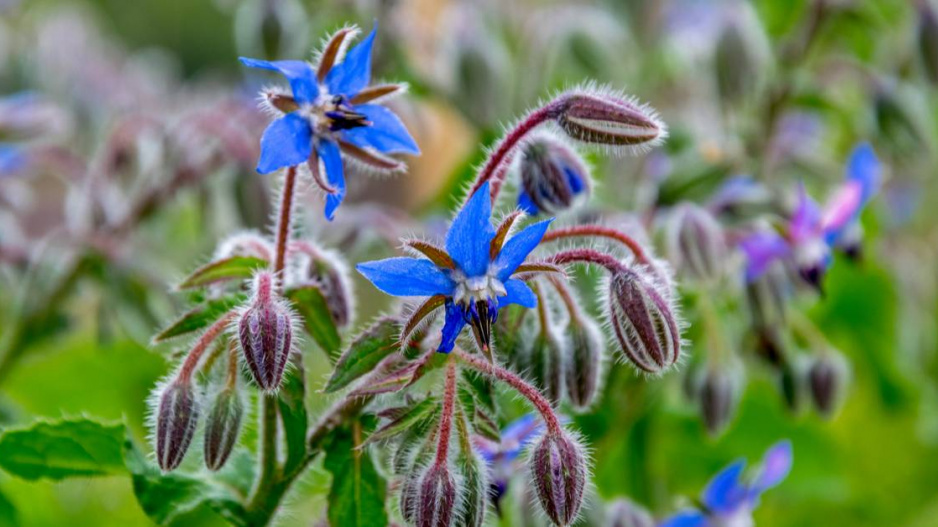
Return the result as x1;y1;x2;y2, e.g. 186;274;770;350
365;397;438;445
153;293;246;343
177;256;268;290
325;317;400;393
286;285;342;360
323;423;388;527
0;419;126;480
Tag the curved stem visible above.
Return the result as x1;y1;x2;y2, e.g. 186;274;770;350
176;311;237;383
547;276;583;326
435;358;458;466
549;248;626;274
274;166;298;282
454;350;562;435
540;225;651;265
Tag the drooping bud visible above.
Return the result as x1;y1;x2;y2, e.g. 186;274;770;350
745;262;792;330
697;365;742;436
557;89;666;149
605;497;654;527
454;452;489;527
665;203;728;281
287;242;354;328
714;17;759;106
919;1;938;85
517;132;591;216
238;272;295;391
564;317;604;410
215;231;273;262
808;352;848;417
606;267;682;374
416;464;458;527
543;330;567;406
529;430;587;526
203;387;245;471
153;380;199;472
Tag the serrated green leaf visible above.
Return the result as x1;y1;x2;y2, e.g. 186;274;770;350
153;293;246;343
365;397;438;445
325;317;400;393
0;419;126;480
177;256;268;290
279;357;309;474
286;285;342;360
323;424;388;527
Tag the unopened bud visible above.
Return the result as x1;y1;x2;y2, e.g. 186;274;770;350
215;231;273;261
697;366;741;436
780;361;806;413
920;1;938;85
154;380;199;471
564;318;604;409
455;453;489;527
605;498;654;527
606;267;682;374
416;464;457;527
288;243;354;328
203;387;245;471
714;18;757;105
238;272;295;391
400;470;420;524
808;352;848;417
666;203;728;281
529;430;587;527
745;262;792;329
517;133;591;216
557;89;665;149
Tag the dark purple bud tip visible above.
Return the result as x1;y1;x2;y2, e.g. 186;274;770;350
666;203;728;281
239;272;295;391
529;430;587;527
564;318;604;410
154;380;199;472
518;133;591;216
605;497;654;527
809;352;848;417
557;88;665;150
606;267;682;375
416;464;457;527
203;387;245;471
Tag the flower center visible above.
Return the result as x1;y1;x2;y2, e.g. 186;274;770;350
306;92;371;135
451;271;506;356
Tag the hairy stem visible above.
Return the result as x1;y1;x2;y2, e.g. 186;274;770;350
435;358;458;466
549;248;626;274
274;166;298;280
176;311;236;382
541;224;651;265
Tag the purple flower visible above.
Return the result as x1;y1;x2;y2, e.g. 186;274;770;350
659;440;793;527
240;24;419;220
356;181;553;353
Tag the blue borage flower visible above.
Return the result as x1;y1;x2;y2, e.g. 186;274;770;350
240;24;419;220
356;181;561;355
516;132;591;216
738;143;881;288
472;414;545;509
660;440;793;527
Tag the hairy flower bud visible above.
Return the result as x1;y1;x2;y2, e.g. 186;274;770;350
808;353;848;417
287;243;354;328
455;452;489;527
238;272;295;391
606;268;682;374
920;1;938;85
416;464;457;527
215;231;273;261
714;18;757;105
529;430;587;526
400;470;420;524
203;387;245;471
605;498;654;527
697;366;741;436
518;133;591;216
666;203;728;281
557;89;665;149
154;380;199;472
565;318;604;409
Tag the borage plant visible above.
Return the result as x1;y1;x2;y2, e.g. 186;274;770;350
148;23;671;527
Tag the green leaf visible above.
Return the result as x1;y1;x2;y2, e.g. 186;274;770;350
0;487;18;526
177;256;268;290
286;285;342;360
325;317;400;393
153;293;246;343
323;423;388;527
0;419;126;480
278;357;309;474
366;397;438;445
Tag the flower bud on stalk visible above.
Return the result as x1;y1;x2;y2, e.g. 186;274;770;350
557;90;666;149
288;243;354;328
698;367;741;436
154;380;199;471
564;317;604;409
454;452;489;527
714;18;757;106
808;352;848;417
416;464;458;527
529;430;587;526
606;267;682;374
605;498;654;527
203;387;245;471
666;203;728;281
238;272;296;391
517;133;591;216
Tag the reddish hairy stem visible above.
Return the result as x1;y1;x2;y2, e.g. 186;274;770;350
177;311;237;382
541;225;651;265
435;359;458;466
274;166;298;284
547;276;582;325
455;350;562;435
549;248;626;274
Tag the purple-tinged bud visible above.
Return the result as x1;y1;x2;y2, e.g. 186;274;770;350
287;243;354;328
808;352;848;417
517;133;591;216
454;453;489;527
564;318;604;410
605;498;654;527
745;262;792;330
919;1;938;85
606;267;682;375
557;89;666;150
416;464;457;527
203;387;245;471
529;430;587;526
238;272;296;391
666;203;728;281
215;231;273;261
697;365;742;436
154;380;199;472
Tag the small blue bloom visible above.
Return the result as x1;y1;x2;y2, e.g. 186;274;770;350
240;24;419;220
660;440;793;527
0;144;27;177
517;134;591;216
357;181;553;353
472;413;551;511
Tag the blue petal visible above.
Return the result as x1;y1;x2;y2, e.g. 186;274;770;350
239;58;318;104
517;190;539;215
341;104;420;155
658;510;709;527
739;231;790;283
494;218;553;280
565;166;586;194
498;279;537;308
846;142;880;204
356;257;455;297
446;182;496;276
702;460;748;513
325;26;377;97
438;300;467;353
752;440;793;495
316;139;345;221
256;113;312;174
